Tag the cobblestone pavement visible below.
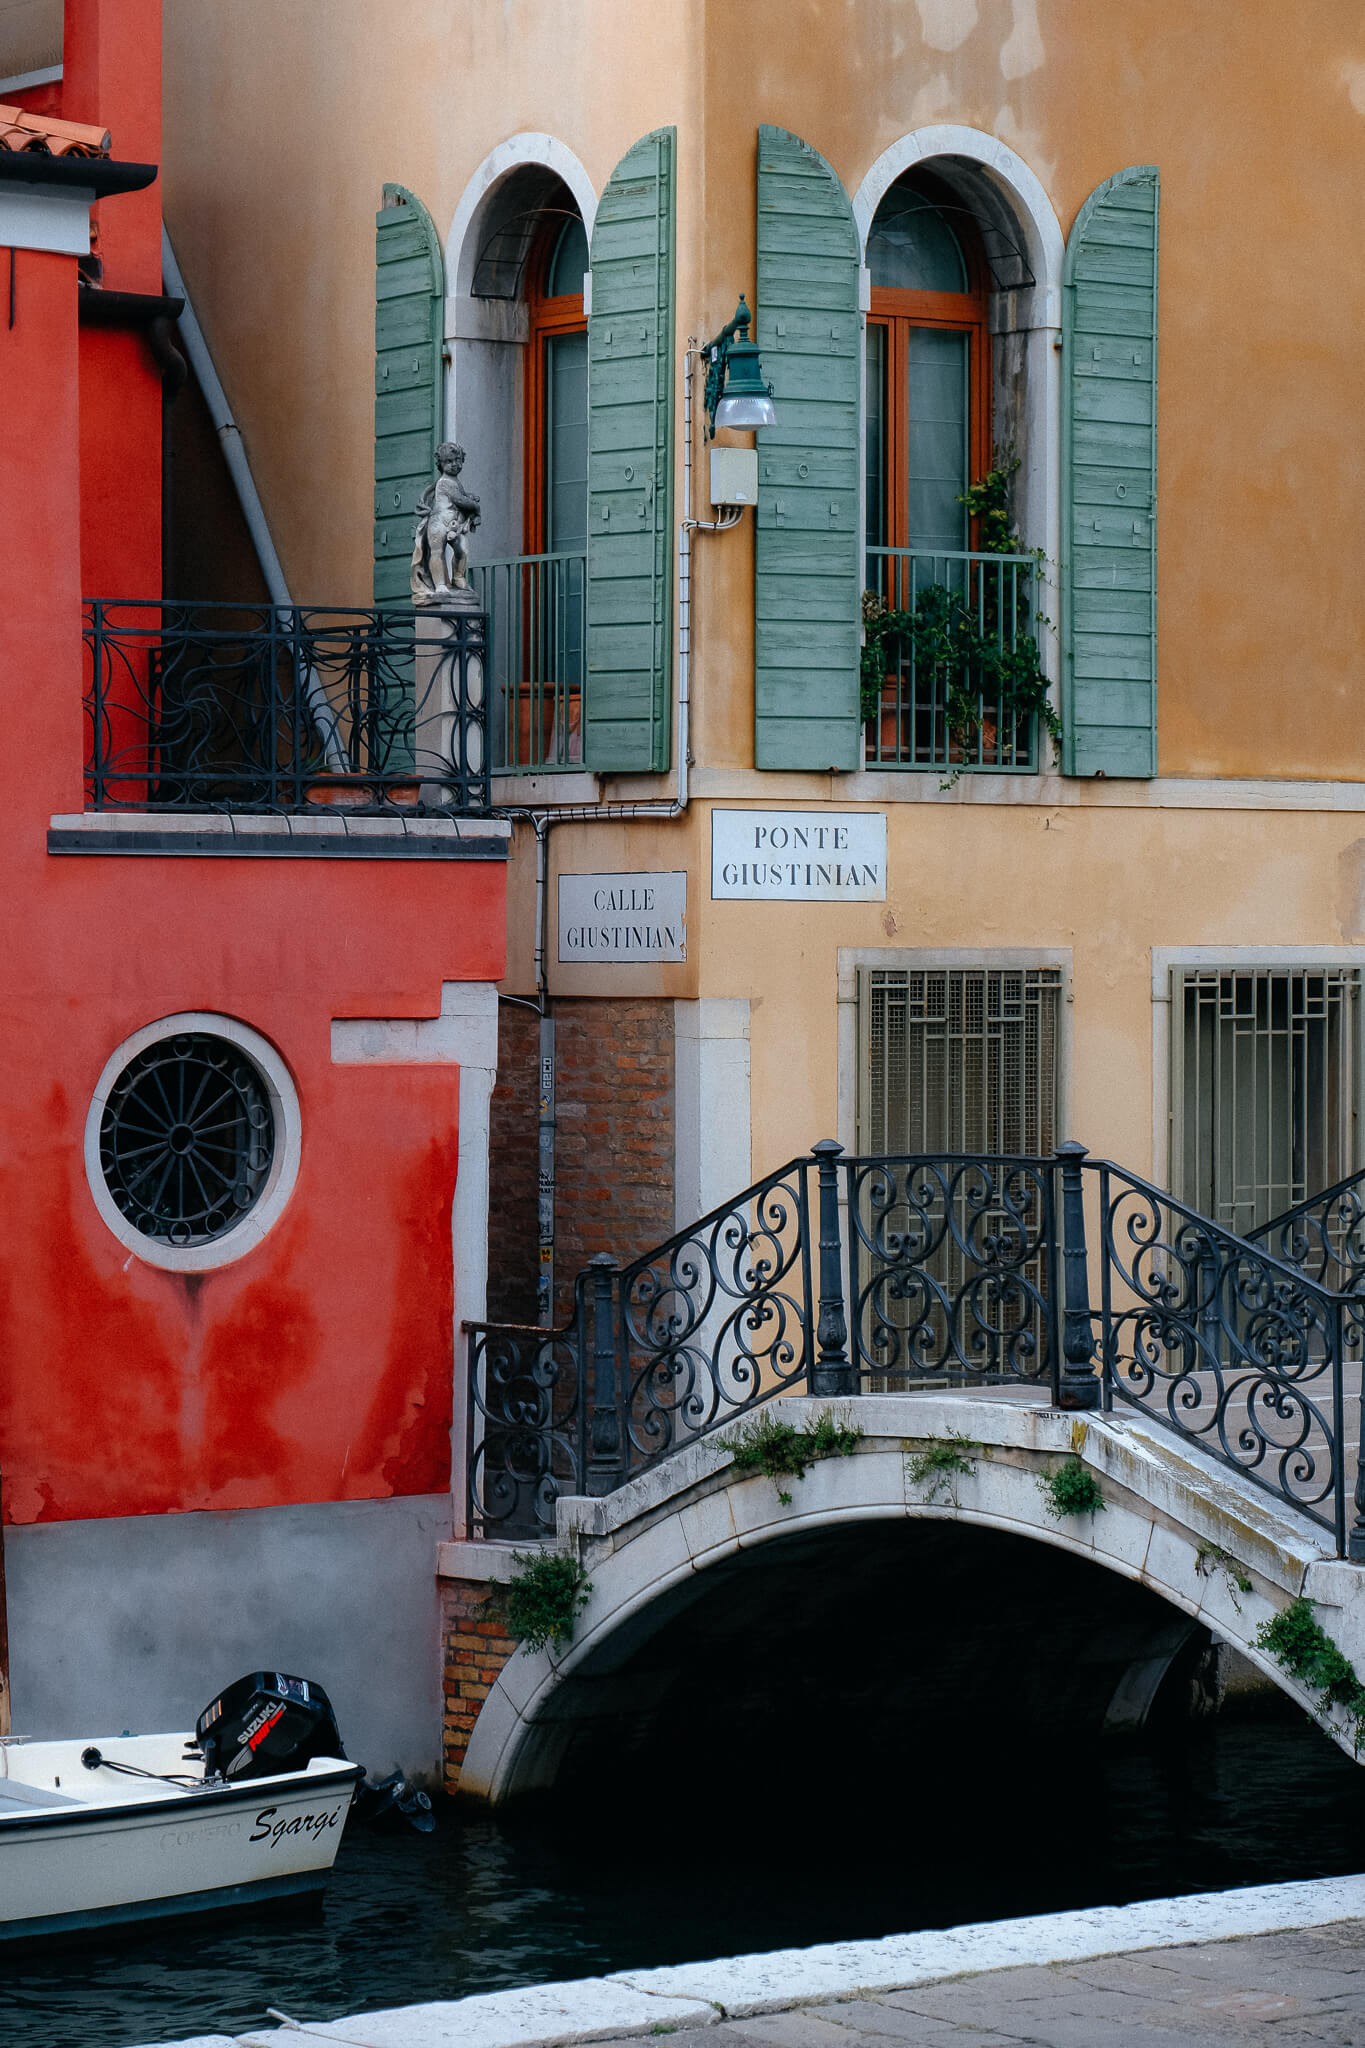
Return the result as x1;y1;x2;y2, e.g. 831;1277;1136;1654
588;1922;1365;2048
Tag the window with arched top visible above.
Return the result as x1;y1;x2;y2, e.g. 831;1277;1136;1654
861;170;1040;775
438;130;676;779
524;214;588;561
449;178;590;771
864;173;990;567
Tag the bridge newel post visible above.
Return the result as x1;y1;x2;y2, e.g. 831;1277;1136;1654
1056;1140;1099;1411
810;1140;854;1399
586;1253;625;1492
1347;1305;1365;1561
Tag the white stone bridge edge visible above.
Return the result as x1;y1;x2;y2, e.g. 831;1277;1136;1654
450;1395;1365;1800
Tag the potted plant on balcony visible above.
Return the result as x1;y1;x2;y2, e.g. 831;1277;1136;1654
861;461;1060;786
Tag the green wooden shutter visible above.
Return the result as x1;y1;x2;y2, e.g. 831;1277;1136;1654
374;184;444;607
1062;166;1159;777
753;126;861;770
585;129;676;772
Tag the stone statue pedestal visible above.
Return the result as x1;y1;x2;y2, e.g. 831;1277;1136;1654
415;595;485;805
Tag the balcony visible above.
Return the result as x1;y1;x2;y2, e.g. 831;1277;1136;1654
83;600;490;814
473;553;586;775
863;548;1047;774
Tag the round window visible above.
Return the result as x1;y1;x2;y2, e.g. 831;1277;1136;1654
99;1032;275;1246
86;1015;300;1271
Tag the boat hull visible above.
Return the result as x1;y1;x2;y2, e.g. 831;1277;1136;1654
0;1757;360;1941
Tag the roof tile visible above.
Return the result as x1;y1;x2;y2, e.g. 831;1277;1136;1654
0;102;109;157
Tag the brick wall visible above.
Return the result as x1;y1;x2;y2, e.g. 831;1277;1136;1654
440;1577;516;1792
551;999;674;1318
487;997;675;1326
486;1002;539;1324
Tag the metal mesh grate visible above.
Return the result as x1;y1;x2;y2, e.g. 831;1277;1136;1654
1173;968;1361;1236
860;967;1061;1155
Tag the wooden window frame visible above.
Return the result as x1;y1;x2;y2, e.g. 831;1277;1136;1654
523;220;587;557
866;192;991;555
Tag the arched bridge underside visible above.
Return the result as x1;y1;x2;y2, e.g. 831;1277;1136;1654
459;1396;1365;1804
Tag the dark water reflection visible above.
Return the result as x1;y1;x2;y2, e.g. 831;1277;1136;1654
5;1713;1365;2048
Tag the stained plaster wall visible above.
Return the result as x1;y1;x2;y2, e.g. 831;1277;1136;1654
5;1494;452;1777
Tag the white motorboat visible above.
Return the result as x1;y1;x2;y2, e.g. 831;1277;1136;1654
0;1673;362;1941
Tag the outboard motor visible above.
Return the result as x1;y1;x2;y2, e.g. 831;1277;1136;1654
196;1672;346;1782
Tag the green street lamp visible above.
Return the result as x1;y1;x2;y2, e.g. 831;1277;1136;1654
703;295;777;437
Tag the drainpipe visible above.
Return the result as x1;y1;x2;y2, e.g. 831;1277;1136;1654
160;227;346;773
499;344;740;1323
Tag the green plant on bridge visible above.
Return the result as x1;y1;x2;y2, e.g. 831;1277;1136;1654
1196;1542;1254;1614
1039;1457;1105;1520
494;1551;592;1655
1256;1597;1365;1753
721;1408;862;1505
906;1432;979;1507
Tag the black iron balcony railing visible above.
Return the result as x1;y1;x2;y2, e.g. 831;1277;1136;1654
468;1142;1365;1558
864;548;1044;773
84;600;489;814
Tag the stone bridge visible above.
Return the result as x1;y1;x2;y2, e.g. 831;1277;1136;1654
441;1392;1365;1804
445;1145;1365;1803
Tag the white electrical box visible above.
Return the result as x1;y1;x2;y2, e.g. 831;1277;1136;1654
709;445;759;509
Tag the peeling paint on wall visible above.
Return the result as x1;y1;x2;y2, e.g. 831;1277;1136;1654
1001;0;1044;78
914;0;978;54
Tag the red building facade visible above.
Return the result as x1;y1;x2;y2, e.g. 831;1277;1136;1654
0;0;507;1773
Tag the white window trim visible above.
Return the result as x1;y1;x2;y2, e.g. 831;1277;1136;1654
851;128;1064;314
850;126;1064;729
1151;946;1365;1197
445;133;597;297
84;1012;302;1273
836;945;1074;1155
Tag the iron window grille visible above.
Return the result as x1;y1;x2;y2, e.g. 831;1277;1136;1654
858;966;1062;1157
856;965;1062;1386
1171;967;1363;1237
98;1031;275;1248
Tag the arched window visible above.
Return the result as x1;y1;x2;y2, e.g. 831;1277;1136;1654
524;215;587;562
455;177;589;770
864;171;989;580
510;212;588;766
862;169;1041;775
447;130;675;777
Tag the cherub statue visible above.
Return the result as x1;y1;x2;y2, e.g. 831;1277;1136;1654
410;442;481;605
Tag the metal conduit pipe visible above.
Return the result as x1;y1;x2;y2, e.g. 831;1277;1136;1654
160;227;347;774
498;342;741;1320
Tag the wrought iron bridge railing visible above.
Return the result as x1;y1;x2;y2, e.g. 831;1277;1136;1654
467;1142;1365;1559
864;547;1042;773
473;552;586;775
84;599;490;814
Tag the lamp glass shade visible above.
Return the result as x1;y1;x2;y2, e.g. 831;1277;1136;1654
714;391;778;431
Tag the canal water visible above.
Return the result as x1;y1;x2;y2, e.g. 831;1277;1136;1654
6;1709;1365;2048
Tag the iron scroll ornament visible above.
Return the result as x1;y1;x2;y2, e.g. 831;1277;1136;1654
848;1157;1058;1386
99;1032;274;1247
1097;1165;1344;1531
618;1163;813;1463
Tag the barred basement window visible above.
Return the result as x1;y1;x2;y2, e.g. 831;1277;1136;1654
855;964;1062;1388
858;966;1061;1155
1172;968;1362;1235
99;1033;274;1246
